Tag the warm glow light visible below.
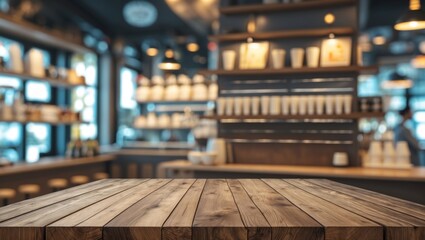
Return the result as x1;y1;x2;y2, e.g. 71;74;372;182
146;47;158;56
411;55;425;68
373;36;386;45
165;49;174;58
158;62;181;70
395;20;425;31
324;13;335;24
187;42;199;52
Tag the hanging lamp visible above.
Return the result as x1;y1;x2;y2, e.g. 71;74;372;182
394;0;425;31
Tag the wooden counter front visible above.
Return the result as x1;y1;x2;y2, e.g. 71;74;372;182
1;179;425;240
158;160;425;182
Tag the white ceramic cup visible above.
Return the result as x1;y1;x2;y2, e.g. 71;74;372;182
217;98;226;115
335;95;344;115
271;49;286;69
306;47;320;68
396;141;410;165
333;152;349;167
234;97;243;116
290;48;305;68
225;97;234;116
261;96;270;115
270;96;281;115
251;97;260;115
307;95;315;115
290;96;300;115
242;97;251;115
281;96;290;115
223;50;236;70
383;142;395;165
343;95;352;114
298;96;307;115
315;95;325;115
325;95;335;115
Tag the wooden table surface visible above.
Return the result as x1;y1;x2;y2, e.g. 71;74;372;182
0;179;424;240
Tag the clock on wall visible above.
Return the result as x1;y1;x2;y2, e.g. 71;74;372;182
123;1;158;27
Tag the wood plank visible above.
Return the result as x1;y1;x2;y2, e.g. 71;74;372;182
227;179;271;240
238;179;322;240
162;179;206;240
287;179;425;240
263;179;383;240
104;179;195;240
0;179;140;240
202;112;385;120
193;179;247;240
307;179;425;220
47;179;170;240
0;179;111;223
220;0;355;15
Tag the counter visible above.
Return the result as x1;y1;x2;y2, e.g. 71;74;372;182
158;160;425;204
1;179;424;240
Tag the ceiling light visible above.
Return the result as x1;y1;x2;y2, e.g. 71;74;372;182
187;42;199;52
394;0;425;31
411;55;425;68
146;47;158;56
159;47;181;70
324;13;335;24
381;72;413;89
373;36;386;45
123;1;158;27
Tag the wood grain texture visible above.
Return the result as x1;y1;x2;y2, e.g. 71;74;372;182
46;179;171;240
162;179;206;240
287;179;425;240
104;179;195;240
193;179;247;240
238;179;323;240
263;179;383;240
307;179;425;220
0;179;140;240
0;179;424;240
227;179;271;240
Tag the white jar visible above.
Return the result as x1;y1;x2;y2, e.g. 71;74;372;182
165;75;179;101
208;77;219;100
8;43;24;73
150;76;165;101
26;48;45;77
135;76;151;102
192;74;208;101
178;74;192;101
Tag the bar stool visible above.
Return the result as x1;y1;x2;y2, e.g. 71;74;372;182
0;188;16;206
18;184;40;200
48;178;68;192
93;172;109;181
71;175;89;186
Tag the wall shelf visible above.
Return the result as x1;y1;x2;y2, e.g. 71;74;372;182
137;100;213;105
209;27;354;42
202;112;385;120
133;126;195;130
0;118;88;125
0;12;92;53
199;66;378;76
0;69;87;88
220;0;356;15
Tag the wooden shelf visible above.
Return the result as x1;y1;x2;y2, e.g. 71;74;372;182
199;66;378;76
133;126;195;130
220;0;355;15
0;118;88;125
0;69;87;88
0;12;92;53
137;100;213;105
209;27;354;42
202;112;385;120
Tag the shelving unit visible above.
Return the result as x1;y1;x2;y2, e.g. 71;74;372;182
0;118;87;125
137;100;213;105
202;112;385;121
0;69;87;88
220;0;355;15
210;0;366;166
210;27;355;42
200;66;378;76
133;126;195;130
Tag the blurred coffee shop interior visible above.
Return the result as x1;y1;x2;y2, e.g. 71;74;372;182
0;0;425;204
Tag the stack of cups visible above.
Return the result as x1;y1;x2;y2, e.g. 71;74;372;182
368;141;382;165
281;96;290;115
383;142;395;165
242;97;251;115
271;49;286;69
270;96;281;115
223;50;236;70
396;141;411;165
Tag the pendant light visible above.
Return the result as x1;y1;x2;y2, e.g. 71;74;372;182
381;72;413;89
158;47;181;70
394;0;425;31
